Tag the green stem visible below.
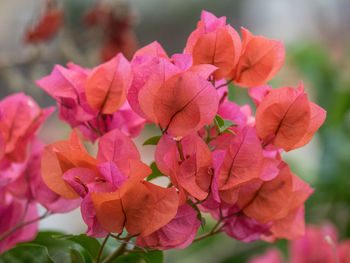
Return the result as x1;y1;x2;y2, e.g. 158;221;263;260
193;220;223;243
96;233;110;263
102;237;132;263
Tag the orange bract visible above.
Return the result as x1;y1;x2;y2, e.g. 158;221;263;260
86;53;131;114
233;27;285;88
192;26;241;80
92;180;179;236
242;162;311;224
41;130;98;199
150;72;219;137
255;85;326;151
216;127;263;191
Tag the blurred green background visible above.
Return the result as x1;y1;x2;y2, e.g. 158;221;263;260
0;0;349;262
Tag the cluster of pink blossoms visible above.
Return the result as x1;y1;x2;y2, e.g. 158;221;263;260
0;94;81;253
0;10;326;253
249;224;350;263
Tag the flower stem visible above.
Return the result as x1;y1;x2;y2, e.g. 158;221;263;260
102;236;132;263
96;233;110;263
193;220;223;243
0;210;50;242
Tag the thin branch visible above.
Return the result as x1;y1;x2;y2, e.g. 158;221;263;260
96;233;110;263
193;227;222;242
0;210;50;242
110;233;136;241
102;236;132;263
193;219;223;243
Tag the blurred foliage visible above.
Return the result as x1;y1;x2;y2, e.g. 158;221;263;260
288;42;350;238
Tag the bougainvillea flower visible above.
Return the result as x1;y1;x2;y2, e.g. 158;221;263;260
0;93;54;162
222;212;271;242
212;127;263;192
127;43;181;119
42;129;179;237
232;27;285;88
96;128;140;176
41;130;98;199
133;41;169;59
248;85;273;107
240;162;312;224
5;139;80;213
36;63;95;127
103;101;146;138
263;205;305;241
255;84;326;151
184;10;241;80
86;53;131;114
140;71;219;137
128;42;218;130
289;224;338;263
155;134;213;200
0;110;5;160
37;61;146;142
136;204;200;250
260;157;281;181
91;179;179;237
0;195;38;253
251;223;350;263
338;241;350;263
24;1;63;44
248;248;285;263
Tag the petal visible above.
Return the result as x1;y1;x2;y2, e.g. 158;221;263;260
136;204;199;250
91;190;125;234
215;127;263;190
234;27;285;87
151;72;219;137
192;25;241;80
255;86;311;151
86;53;131;114
97;129;140;176
292;101;326;149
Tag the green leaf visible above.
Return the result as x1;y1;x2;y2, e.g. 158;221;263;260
111;253;141;263
70;249;85;263
0;244;54;263
140;250;164;263
146;162;167;181
30;231;74;263
214;115;224;127
65;234;101;261
220;119;237;132
112;251;164;263
222;129;236;135
143;136;162;146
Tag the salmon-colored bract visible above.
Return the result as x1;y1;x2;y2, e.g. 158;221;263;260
233;28;285;88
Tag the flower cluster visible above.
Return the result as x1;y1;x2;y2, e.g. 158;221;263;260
2;10;326;254
0;94;80;253
249;224;350;263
